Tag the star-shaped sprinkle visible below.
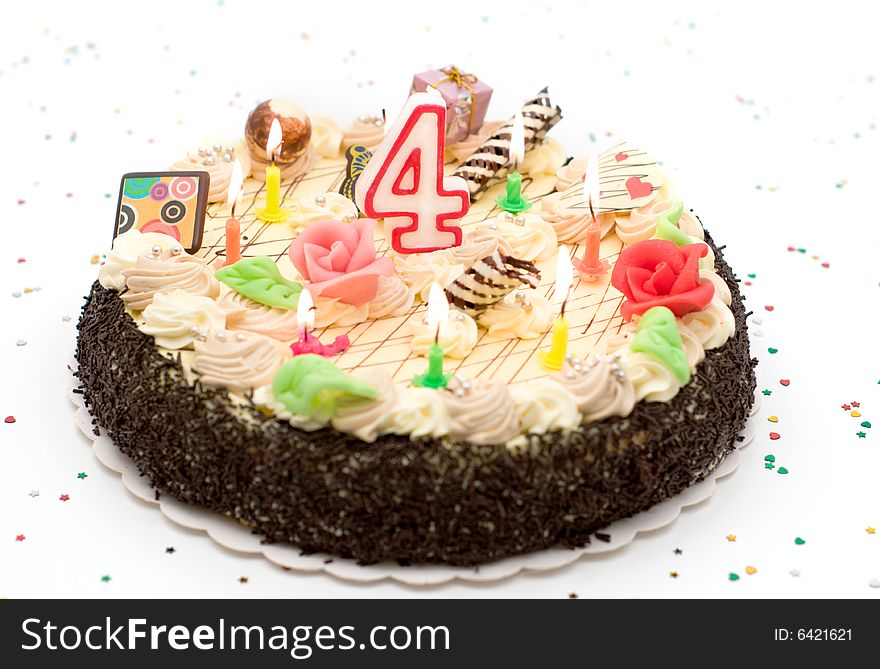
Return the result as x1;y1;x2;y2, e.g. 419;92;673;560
77;472;87;480
790;569;801;577
238;576;248;584
762;389;772;396
857;431;866;438
852;401;860;408
673;548;683;555
165;546;176;554
101;575;111;583
28;490;39;498
59;494;69;502
842;404;852;411
726;534;737;542
669;571;679;578
568;592;579;599
867;527;876;535
15;534;25;542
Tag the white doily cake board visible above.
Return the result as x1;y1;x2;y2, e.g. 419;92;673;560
68;360;758;586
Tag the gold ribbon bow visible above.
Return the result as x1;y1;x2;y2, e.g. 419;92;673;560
438;66;480;135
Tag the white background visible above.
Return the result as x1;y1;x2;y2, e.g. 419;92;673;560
1;0;878;598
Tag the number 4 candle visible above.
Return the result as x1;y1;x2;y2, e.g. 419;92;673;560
355;87;470;254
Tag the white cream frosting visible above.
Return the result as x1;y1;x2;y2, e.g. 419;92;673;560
699;269;732;306
368;275;415;319
122;248;220;312
192;330;289;391
555;156;587;192
385;387;451;440
342;116;385;150
311;116;344;159
434;233;500;267
289;192;357;228
676;321;707;372
219;291;299;342
479;213;558;262
615;199;702;246
555;355;637;423
392;252;466;302
680;297;735;350
409;310;478;359
331;369;399;443
442;379;521;445
99;229;179;291
477;290;552;339
512;378;581;436
622;351;685;403
138;289;226;350
313;296;370;328
520;138;566;177
170;139;252;203
538;191;615;244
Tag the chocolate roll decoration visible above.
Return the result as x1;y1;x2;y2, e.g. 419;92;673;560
453;87;562;203
445;251;541;315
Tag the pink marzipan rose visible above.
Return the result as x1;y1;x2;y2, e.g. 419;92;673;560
288;218;394;306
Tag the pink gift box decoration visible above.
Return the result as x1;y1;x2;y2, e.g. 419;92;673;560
411;66;492;144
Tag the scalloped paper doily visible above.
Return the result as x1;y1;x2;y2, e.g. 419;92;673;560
69;362;758;586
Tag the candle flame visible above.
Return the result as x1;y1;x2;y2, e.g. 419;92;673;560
266;117;283;163
553;247;573;307
226;159;244;214
510;109;525;169
583;150;600;216
426;282;449;333
296;287;315;332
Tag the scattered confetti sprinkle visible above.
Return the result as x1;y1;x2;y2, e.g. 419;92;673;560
62;315;71;322
768;416;778;423
28;490;39;498
764;454;776;462
794;537;806;545
857;431;867;438
238;576;249;584
728;572;740;581
777;467;789;475
568;592;578;599
768;347;778;354
77;472;87;480
89;255;100;265
59;494;69;502
752;317;762;325
842;404;852;411
852;410;861;417
765;305;775;312
745;566;757;575
862;421;872;428
726;534;737;542
165;546;176;554
15;534;26;542
16;340;27;347
852;401;861;408
5;416;16;424
769;432;781;440
869;579;880;589
779;379;790;386
101;575;111;583
673;548;683;555
762;389;772;396
669;571;679;578
821;262;830;268
866;527;876;535
790;570;801;577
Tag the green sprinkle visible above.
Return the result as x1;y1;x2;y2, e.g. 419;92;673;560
797;248;806;253
777;467;789;475
794;537;805;545
747;273;756;279
764;454;776;462
765;462;775;469
762;389;772;396
860;421;871;428
856;431;867;438
729;573;740;581
768;347;778;354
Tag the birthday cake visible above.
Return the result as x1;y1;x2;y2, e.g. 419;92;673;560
76;71;756;566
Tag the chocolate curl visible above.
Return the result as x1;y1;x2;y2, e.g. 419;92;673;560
445;251;541;316
453;87;562;203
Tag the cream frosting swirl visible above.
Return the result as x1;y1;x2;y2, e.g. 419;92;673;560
342;116;385;151
445;120;504;163
385;387;451;440
392;252;465;302
219;291;299;342
615;199;701;246
512;378;581;436
138;289;226;349
555;156;587;192
478;213;558;262
122;248;220;312
555;355;637;423
99;229;179;291
680;297;735;350
289;192;358;229
699;269;731;306
192;330;288;391
170;139;252;203
434;233;500;267
310;116;344;159
409;309;478;359
622;351;684;403
331;369;399;443
313;296;370;328
538;191;615;244
520;137;566;176
676;321;707;372
368;275;415;319
442;378;521;445
477;290;552;339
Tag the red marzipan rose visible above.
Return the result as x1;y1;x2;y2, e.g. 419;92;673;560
611;239;714;321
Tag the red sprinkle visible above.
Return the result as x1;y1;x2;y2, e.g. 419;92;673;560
17;258;26;264
780;379;790;386
852;401;861;408
787;246;796;252
15;534;25;542
4;416;15;424
16;199;25;206
842;404;852;411
765;305;775;312
821;262;829;268
769;432;781;440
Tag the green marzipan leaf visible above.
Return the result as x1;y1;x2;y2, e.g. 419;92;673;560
215;256;301;309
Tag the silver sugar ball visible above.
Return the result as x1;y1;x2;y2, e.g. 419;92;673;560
215;331;227;342
454;388;465;398
488;222;499;231
342;212;357;223
151;244;162;256
564;354;573;363
222;152;233;163
314;194;326;206
197;147;209;157
171;246;182;256
454;313;465;322
212;143;222;154
521;300;533;312
224;145;234;154
202;155;216;166
503;212;514;223
564;370;576;380
196;330;208;342
235;332;247;342
190;326;200;336
513;215;525;226
373;117;384;127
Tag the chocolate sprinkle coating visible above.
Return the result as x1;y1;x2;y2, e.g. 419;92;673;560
76;231;755;567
